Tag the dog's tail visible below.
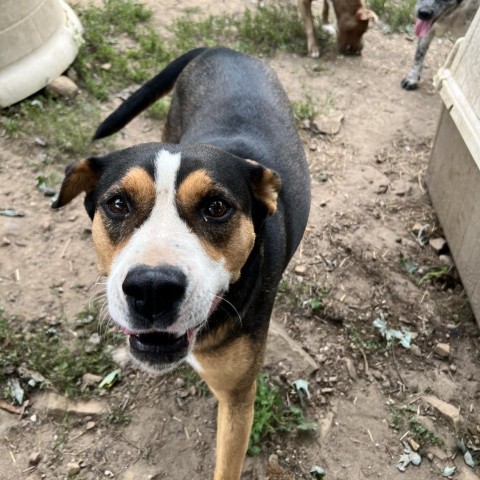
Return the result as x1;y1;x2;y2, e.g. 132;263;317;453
93;47;208;140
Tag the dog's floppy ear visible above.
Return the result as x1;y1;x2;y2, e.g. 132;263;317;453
356;7;376;22
246;160;281;215
51;157;104;210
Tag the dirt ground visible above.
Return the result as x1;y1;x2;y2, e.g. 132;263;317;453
1;1;480;479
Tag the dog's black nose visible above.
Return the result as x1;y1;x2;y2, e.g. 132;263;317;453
122;265;187;324
417;8;434;20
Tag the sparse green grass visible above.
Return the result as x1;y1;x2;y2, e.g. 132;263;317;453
1;96;101;161
73;0;170;98
0;306;119;400
55;414;71;449
105;408;132;425
1;0;328;169
348;327;383;352
249;372;316;455
292;94;317;122
146;99;171;120
277;278;329;316
180;365;211;397
171;4;325;56
368;0;416;32
388;403;442;447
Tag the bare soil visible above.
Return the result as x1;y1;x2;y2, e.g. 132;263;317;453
1;1;480;480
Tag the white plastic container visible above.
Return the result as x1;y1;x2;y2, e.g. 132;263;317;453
427;9;480;325
0;0;83;107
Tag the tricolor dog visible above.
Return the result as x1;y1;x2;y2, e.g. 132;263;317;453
53;47;310;479
401;0;479;90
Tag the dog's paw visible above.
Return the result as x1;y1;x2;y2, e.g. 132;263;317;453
308;47;320;58
322;24;336;36
400;77;418;90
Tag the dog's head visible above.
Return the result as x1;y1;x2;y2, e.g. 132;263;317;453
53;143;280;370
337;6;376;54
414;0;460;37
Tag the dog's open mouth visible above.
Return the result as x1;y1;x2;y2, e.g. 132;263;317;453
415;18;434;37
120;327;193;367
129;330;189;354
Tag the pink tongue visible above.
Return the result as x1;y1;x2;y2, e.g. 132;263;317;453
415;19;433;37
120;326;134;335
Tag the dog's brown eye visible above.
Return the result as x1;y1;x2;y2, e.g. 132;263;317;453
204;199;230;220
106;195;129;216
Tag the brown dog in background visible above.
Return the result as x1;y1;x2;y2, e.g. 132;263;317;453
298;0;376;57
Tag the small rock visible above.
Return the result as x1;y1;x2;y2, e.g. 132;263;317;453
318;412;334;441
345;357;358;381
85;333;101;353
67;461;81;477
391;179;411;197
423;395;464;432
34;137;47;147
294;264;307;275
112;347;130;368
410;344;422;357
82;373;102;389
309;143;317;151
311;112;344;135
29;451;42;465
175;377;186;388
439;254;453;266
409;438;420;451
376;184;388;194
434;343;450;359
429;237;448;255
46;76;79;98
411;223;423;234
427;453;434;461
35;392;106;417
86;421;96;430
301;119;311;130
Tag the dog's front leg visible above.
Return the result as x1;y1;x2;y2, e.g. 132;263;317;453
212;383;256;480
401;29;435;90
195;333;265;480
298;0;320;57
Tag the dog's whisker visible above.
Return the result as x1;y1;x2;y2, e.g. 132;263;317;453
206;290;243;328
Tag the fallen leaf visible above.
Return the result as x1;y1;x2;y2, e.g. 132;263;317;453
98;369;121;389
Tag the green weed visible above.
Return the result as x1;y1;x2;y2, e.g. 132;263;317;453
171;4;327;56
349;327;382;352
0;307;118;400
292;94;317;122
418;266;449;285
180;365;210;397
388;403;442;447
146;99;171;120
409;416;442;446
249;372;316;455
277;278;328;317
368;0;416;32
105;408;132;425
73;0;168;98
55;414;71;449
